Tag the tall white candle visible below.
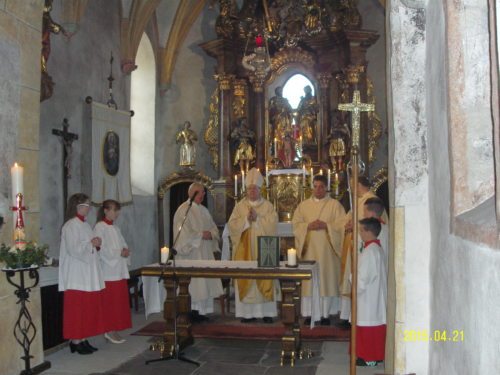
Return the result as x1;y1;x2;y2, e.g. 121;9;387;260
242;171;246;192
334;173;340;196
319;169;323;176
11;163;24;205
310;167;313;186
287;248;297;266
302;165;306;185
234;174;238;196
160;246;170;264
274;137;278;157
265;165;269;187
327;169;331;190
299;136;303;153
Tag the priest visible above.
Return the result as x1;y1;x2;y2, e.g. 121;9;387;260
228;168;279;323
292;174;345;325
173;182;223;321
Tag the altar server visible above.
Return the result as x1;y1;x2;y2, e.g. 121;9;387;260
228;168;279;323
59;193;104;355
94;199;131;344
173;183;223;320
292;175;345;325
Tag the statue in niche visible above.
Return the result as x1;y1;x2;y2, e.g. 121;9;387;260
268;86;293;155
176;121;198;167
328;120;350;172
230;118;255;173
41;0;66;101
281;131;295;168
297;85;318;145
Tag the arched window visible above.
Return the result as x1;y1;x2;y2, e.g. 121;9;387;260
130;33;155;195
282;74;315;109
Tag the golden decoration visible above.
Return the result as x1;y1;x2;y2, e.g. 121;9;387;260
366;77;382;165
158;169;213;199
268;47;316;83
204;86;220;170
317;72;332;89
214;73;234;91
232;79;247;119
371;167;388;192
338;90;375;149
335;73;350;106
269;174;303;222
343;64;365;85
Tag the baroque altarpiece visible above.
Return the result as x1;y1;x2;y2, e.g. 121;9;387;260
197;0;385;226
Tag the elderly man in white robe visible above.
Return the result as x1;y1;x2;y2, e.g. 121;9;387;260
228;168;279;323
173;182;223;321
292;174;345;325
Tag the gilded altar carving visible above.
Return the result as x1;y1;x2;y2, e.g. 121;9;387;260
215;0;237;38
269;47;315;83
344;64;365;85
204;86;220;170
371;167;388;192
232;79;247;119
317;72;332;89
158;169;213;199
366;77;382;165
270;174;303;222
215;73;234;91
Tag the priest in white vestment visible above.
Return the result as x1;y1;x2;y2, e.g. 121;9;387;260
228;168;279;323
292;175;345;325
173;183;223;318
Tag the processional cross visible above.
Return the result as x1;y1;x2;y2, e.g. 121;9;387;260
338;89;374;375
52;118;78;213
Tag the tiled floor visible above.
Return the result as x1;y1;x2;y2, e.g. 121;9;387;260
44;307;385;375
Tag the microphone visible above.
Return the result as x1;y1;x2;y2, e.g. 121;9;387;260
189;190;199;206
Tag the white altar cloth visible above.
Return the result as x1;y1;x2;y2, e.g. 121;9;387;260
142;260;321;327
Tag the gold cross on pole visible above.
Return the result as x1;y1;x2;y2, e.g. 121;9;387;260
338;90;375;148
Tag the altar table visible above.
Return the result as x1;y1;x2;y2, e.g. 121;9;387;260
141;260;320;366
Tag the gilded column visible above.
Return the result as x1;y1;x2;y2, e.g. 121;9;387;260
317;72;332;163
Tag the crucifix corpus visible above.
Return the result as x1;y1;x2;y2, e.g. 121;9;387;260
52;118;78;213
338;89;375;375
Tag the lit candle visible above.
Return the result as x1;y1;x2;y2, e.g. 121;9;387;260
160;246;170;264
265;165;269;186
274;137;278;158
310;167;313;186
242;171;246;192
11;163;24;205
302;165;306;186
319;169;323;176
334;173;340;196
287;248;297;266
327;169;331;190
234;174;238;196
299;136;303;153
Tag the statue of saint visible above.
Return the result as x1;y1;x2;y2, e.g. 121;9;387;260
176;121;197;167
328;123;350;172
230;118;255;173
297;85;318;145
268;86;293;142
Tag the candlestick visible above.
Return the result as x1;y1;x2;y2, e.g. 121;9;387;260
234;174;238;196
327;169;331;190
11;163;24;206
160;246;170;264
287;248;297;266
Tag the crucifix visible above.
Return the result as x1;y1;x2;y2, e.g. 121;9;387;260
52;118;79;213
338;89;375;375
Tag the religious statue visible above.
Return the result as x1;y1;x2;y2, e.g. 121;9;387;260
230;118;255;173
280;132;295;168
328;122;350;172
41;0;66;101
176;121;198;167
297;85;318;145
269;86;293;139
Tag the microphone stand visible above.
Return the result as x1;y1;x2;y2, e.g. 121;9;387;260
146;196;200;367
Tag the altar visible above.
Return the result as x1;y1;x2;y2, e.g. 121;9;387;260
141;260;320;366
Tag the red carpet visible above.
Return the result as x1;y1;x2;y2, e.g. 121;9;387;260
133;320;350;341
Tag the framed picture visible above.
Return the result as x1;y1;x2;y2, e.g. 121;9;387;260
257;236;280;268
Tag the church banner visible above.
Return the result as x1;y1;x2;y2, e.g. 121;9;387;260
87;101;132;204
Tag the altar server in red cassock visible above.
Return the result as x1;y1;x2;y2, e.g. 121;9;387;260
59;193;105;355
354;217;387;366
94;199;132;344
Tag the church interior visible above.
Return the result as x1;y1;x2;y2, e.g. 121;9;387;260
0;0;499;374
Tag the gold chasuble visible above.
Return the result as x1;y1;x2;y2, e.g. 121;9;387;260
292;196;345;297
340;191;389;296
228;198;278;302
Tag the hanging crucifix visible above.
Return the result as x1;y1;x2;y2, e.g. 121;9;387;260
52;118;78;213
338;89;374;375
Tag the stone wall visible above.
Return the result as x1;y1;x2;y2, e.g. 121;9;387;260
0;1;45;374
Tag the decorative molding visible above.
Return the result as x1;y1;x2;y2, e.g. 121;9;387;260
269;48;315;79
317;72;332;89
159;0;207;86
120;0;161;74
158;169;213;199
214;73;234;91
204;86;220;171
344;64;365;85
121;58;137;74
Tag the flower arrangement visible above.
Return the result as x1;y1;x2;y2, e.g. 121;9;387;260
0;242;48;270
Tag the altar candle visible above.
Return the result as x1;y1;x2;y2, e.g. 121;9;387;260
299;136;303;152
242;171;246;192
160;246;170;264
334;173;340;196
302;165;306;185
327;169;331;190
265;165;269;186
319;169;323;176
274;137;278;157
234;174;238;196
310;167;313;186
11;163;24;205
287;248;297;266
